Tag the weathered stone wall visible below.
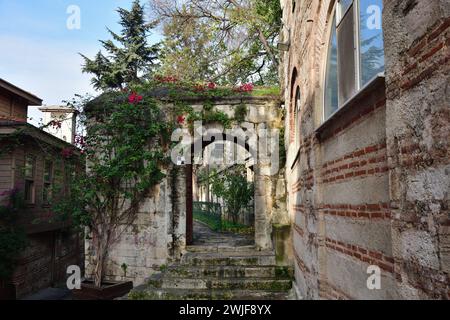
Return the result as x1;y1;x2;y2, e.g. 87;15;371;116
87;96;288;285
85;165;187;286
383;0;450;299
280;0;449;299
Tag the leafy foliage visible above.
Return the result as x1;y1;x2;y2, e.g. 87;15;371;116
150;0;283;85
81;0;159;90
208;166;254;224
0;189;27;280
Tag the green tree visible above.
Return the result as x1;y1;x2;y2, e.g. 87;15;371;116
150;0;282;85
81;0;159;90
209;166;254;224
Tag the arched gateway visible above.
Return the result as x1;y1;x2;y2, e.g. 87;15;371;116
84;91;291;287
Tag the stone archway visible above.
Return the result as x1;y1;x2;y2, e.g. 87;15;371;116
177;96;284;251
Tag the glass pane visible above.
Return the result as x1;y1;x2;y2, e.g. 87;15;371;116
43;184;51;204
339;0;353;20
295;87;301;143
25;180;34;203
44;161;53;182
324;16;338;120
25;156;35;179
337;4;356;104
359;0;384;86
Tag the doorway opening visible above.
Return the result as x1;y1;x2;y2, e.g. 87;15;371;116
185;135;256;247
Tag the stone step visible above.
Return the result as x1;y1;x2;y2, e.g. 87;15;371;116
186;245;256;253
181;252;276;266
164;265;293;279
128;287;291;301
148;276;292;291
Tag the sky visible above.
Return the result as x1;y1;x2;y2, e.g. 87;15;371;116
0;0;161;125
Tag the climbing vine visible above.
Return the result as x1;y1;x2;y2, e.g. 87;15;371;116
0;189;27;281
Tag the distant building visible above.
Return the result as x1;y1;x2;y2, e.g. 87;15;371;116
39;106;78;144
0;78;83;299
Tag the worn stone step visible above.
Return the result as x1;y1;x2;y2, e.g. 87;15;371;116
181;252;276;266
148;276;292;291
186;245;256;253
165;265;293;279
128;287;291;300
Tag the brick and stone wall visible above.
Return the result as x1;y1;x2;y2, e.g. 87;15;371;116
383;0;450;299
280;0;449;299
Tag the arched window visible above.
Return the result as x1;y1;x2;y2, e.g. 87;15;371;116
294;87;301;147
324;0;384;121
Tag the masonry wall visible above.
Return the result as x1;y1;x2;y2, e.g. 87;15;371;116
383;0;450;299
281;0;449;300
84;165;187;286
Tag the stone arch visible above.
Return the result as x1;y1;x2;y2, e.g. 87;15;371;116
176;96;283;251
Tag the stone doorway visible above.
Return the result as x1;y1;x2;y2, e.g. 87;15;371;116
185;134;256;247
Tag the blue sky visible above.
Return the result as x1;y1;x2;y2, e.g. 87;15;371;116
0;0;161;124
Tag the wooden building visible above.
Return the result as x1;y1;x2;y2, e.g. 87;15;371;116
0;79;83;299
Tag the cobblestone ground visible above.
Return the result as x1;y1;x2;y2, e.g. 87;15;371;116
193;220;254;247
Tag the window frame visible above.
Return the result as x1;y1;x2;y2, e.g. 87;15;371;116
43;159;53;206
323;0;383;123
294;86;301;149
24;155;36;205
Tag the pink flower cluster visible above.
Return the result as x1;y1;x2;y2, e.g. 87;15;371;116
49;120;62;129
177;115;185;125
128;92;143;104
234;83;254;93
75;135;87;153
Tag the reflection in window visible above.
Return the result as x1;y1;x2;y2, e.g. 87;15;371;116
323;0;384;121
24;155;36;204
339;0;353;19
337;3;356;104
359;0;384;86
325;16;338;120
295;87;301;147
43;160;53;205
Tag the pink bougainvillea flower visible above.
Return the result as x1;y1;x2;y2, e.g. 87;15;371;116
49;120;62;129
128;92;137;103
177;115;185;124
207;82;217;90
128;92;143;104
235;83;254;93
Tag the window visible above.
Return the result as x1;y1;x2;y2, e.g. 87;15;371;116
43;160;53;205
294;87;301;148
24;155;36;204
324;0;384;121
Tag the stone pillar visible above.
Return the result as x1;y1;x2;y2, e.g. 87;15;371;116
254;166;273;250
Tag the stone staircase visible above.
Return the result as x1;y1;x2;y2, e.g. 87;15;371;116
128;246;294;300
